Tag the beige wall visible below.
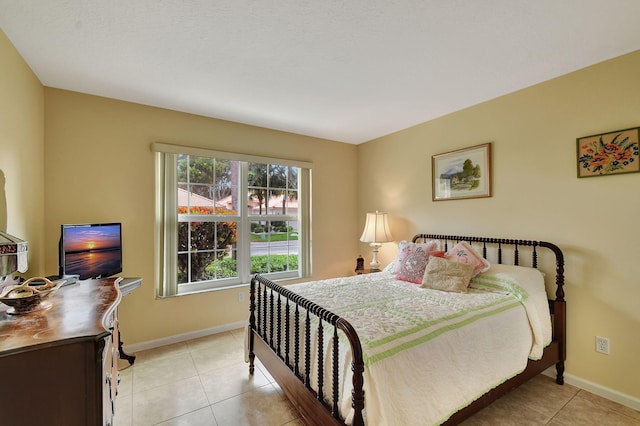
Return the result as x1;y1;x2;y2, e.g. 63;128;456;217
42;88;359;344
357;50;640;400
0;30;45;274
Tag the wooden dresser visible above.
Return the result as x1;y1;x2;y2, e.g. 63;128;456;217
0;278;122;426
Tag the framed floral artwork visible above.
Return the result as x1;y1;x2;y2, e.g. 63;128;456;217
432;143;492;201
577;127;640;178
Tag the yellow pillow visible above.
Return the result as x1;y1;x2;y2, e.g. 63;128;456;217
421;257;475;293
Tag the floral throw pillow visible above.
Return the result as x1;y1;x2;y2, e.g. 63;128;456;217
393;240;438;284
392;240;439;273
444;241;490;276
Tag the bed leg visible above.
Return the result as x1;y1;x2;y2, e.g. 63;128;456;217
555;361;564;385
249;352;255;375
248;327;256;375
248;323;256;375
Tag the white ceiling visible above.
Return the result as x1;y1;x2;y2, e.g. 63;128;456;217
2;1;640;144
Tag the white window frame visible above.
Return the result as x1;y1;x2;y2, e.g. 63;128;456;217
153;143;312;297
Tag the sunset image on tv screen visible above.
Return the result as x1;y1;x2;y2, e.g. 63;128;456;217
63;224;122;279
65;225;120;253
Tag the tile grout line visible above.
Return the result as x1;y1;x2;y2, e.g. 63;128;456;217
188;339;222;425
545;391;577;426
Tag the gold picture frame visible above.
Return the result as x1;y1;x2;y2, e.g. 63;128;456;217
432;143;492;201
576;127;640;178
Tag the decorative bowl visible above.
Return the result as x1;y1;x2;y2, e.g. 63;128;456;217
0;277;63;315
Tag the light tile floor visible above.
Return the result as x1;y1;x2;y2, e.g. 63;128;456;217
114;329;640;426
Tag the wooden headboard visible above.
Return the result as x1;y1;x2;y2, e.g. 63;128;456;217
412;233;565;302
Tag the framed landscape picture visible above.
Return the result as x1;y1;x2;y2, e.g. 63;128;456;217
432;143;492;201
577;127;640;178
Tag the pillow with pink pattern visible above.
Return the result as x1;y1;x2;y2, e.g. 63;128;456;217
393;240;439;284
444;241;490;277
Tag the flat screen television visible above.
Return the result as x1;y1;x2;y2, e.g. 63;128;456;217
59;223;123;280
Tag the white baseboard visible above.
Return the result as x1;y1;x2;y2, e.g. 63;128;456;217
543;368;640;412
122;320;248;354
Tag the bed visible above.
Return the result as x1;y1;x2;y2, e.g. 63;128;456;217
247;234;566;425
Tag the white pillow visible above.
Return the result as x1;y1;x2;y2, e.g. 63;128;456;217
470;263;552;359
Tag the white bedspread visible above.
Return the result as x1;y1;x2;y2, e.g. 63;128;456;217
277;264;552;425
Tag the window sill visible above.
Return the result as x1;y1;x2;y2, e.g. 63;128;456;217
156;273;303;298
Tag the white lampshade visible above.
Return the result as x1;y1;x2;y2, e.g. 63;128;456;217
360;211;393;243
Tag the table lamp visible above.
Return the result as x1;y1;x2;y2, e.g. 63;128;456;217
359;211;393;271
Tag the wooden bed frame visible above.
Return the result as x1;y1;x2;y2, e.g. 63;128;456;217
248;234;566;425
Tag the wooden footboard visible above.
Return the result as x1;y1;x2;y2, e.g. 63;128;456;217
248;234;566;425
249;274;365;426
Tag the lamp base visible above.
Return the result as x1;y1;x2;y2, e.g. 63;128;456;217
369;242;382;271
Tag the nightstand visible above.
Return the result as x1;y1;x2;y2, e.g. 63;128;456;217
356;268;381;275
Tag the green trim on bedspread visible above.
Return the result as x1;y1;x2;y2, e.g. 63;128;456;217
289;272;530;366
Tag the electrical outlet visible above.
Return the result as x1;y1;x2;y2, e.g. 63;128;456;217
596;336;610;354
237;291;245;303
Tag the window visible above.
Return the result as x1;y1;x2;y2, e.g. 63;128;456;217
154;143;312;297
